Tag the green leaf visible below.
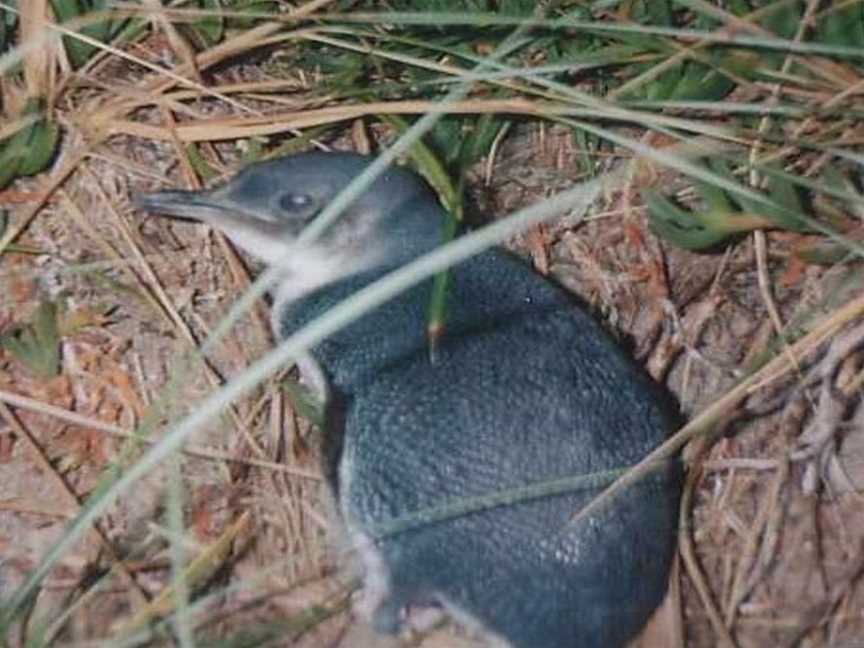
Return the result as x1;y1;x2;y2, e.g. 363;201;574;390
757;0;803;68
51;0;128;66
817;2;864;48
0;103;60;189
0;301;62;378
52;0;96;65
281;379;325;429
693;158;734;210
0;121;33;186
16;120;60;175
644;154;826;251
425;116;468;169
0;155;18;189
644;189;736;250
378;114;462;216
736;164;808;232
185;144;220;183
630;0;673;25
226;0;278;29
376;114;462;349
0;5;10;52
458;112;507;169
644;158;778;250
811;166;864;229
667;60;735;101
186;0;224;47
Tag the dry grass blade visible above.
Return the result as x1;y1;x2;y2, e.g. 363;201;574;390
571;289;864;531
112;511;253;638
108;97;740;142
0;387;320;478
0;400;150;609
17;0;52;100
2;2;864;645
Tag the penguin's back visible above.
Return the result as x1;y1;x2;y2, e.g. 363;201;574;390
305;250;681;648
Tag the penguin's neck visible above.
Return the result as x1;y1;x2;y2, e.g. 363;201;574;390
272;203;447;384
274;248;575;394
274;260;434;388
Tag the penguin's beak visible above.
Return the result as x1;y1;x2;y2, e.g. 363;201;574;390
134;188;280;236
134;188;294;265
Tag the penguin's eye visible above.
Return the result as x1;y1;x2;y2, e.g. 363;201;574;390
278;193;314;212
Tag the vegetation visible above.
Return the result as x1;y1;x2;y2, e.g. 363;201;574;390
1;1;862;646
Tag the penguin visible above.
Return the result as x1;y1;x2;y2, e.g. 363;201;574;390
136;151;681;648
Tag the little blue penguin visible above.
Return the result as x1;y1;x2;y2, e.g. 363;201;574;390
136;151;682;648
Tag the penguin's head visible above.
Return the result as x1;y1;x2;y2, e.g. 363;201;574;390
135;151;444;292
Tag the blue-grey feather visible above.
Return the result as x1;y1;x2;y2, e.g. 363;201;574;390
138;151;682;648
